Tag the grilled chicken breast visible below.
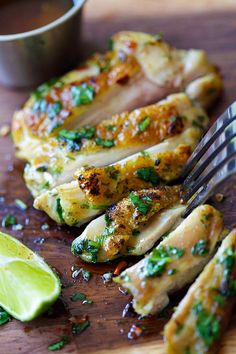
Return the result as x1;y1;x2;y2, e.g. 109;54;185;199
114;205;224;316
71;186;184;263
164;229;236;354
34;129;200;226
12;31;221;163
23;92;206;197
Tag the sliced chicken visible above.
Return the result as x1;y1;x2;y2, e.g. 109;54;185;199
12;31;222;162
34;123;201;226
164;229;236;354
114;205;224;316
23;92;206;197
71;186;184;263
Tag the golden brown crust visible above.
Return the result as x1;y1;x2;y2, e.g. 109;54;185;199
76;145;190;206
103;186;180;258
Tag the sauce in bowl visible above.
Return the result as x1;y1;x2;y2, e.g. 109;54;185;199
0;0;74;35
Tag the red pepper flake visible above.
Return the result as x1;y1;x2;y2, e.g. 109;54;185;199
127;324;143;340
114;261;127;276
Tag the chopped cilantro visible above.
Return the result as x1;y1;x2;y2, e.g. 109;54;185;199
104;166;120;180
144;245;184;277
2;214;17;228
71;239;100;263
95;137;115;148
193;302;220;347
33;77;59;99
56;198;64;222
129;192;152;215
70;292;93;304
175;322;184;334
15;198;28;210
191;239;209;256
48;336;69;351
214;294;225;307
33;98;47;113
132;229;140;236
108;38;114;50
138;116;150;132
47;102;62;120
105;124;116;132
0;307;10;325
71;83;95;106
136;167;159;185
72;320;90;335
140;150;150;157
36;165;48;172
58;126;95;151
192;120;204;130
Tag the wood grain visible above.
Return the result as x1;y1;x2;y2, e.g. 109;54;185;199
0;2;236;353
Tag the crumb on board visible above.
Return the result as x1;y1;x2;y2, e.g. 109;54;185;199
215;193;224;202
0;124;10;137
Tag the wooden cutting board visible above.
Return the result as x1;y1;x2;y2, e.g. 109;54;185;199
0;2;236;353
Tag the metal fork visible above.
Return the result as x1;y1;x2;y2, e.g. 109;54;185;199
181;102;236;217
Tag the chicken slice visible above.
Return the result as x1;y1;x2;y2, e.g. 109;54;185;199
164;229;236;354
24;92;206;197
34;124;200;226
71;186;183;263
12;31;222;162
114;205;224;316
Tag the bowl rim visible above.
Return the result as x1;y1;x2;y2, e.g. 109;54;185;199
0;0;86;42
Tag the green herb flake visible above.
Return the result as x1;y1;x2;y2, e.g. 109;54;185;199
102;272;113;283
48;101;62;120
193;302;220;347
33;77;59;99
15;198;28;210
144;245;184;277
132;229;140;236
104;165;120;180
33;98;47;113
154;32;163;41
72;320;90;335
175;322;184;334
138;116;150;132
105;124;116;132
214;294;225;308
70;292;93;305
71;83;95;106
192;120;204;130
95;137;115;148
2;214;17;228
140;151;150;158
108;38;114;50
129;192;152;215
136;167;159;186
71;239;100;263
191;239;209;256
48;336;69;351
0;307;10;326
56;198;64;222
36;165;48;172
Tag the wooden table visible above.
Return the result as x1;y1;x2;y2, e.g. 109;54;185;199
0;1;236;353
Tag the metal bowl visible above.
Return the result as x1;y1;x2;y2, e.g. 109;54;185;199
0;0;86;88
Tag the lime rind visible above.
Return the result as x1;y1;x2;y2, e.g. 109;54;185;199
0;231;61;321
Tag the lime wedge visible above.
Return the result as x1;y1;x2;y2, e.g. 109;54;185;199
0;231;61;321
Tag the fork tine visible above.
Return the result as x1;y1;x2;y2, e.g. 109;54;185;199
181;102;236;179
182;154;236;217
182;125;236;189
182;140;236;202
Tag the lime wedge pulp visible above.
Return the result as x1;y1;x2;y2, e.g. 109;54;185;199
0;231;61;321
